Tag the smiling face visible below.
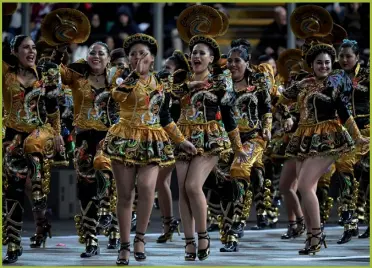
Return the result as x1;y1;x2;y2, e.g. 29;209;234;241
312;52;332;78
164;58;177;74
227;51;247;82
190;43;214;74
338;47;359;71
87;44;110;73
15;37;37;68
128;43;154;74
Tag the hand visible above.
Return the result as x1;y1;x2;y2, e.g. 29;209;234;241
356;136;370;154
179;140;197;155
283;118;293;132
235;150;249;164
54;135;65;152
135;52;148;74
262;129;271;141
265;47;274;55
188;81;207;89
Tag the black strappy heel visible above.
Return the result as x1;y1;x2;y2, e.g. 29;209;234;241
116;242;130;266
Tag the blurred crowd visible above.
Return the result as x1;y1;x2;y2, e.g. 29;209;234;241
2;3;370;66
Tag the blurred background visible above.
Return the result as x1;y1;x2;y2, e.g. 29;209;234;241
2;2;370;221
3;2;370;67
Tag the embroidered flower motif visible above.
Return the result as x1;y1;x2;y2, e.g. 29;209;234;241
116;77;124;86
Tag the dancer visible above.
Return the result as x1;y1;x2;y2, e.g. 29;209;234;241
279;7;369;253
174;5;248;261
155;50;190;243
102;33;196;265
2;35;63;264
44;8;122;256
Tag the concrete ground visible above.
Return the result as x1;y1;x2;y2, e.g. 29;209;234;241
2;200;370;266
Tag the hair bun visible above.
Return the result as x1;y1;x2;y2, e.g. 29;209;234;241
231;38;251;50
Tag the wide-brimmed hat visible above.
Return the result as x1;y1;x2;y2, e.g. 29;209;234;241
290;5;333;39
217;10;229;37
3;3;18;16
122;33;158;56
277;49;311;82
177;5;224;43
189;35;221;62
325;23;348;45
41;8;91;46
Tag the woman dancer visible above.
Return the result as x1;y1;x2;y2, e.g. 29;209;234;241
279;39;369;255
332;39;370;243
2;35;63;264
44;8;122;256
155;50;190;243
102;33;196;265
172;5;248;261
218;39;273;252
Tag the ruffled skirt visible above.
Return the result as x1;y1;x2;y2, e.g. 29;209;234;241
285;120;354;160
103;122;175;167
175;121;232;161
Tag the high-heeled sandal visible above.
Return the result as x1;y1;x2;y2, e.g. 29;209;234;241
308;228;327;255
281;221;297;239
184;237;196;261
30;218;52;248
156;216;181;243
197;231;210;261
116;242;130;266
293;216;306;237
133;232;146;262
3;243;23;264
298;232;312;255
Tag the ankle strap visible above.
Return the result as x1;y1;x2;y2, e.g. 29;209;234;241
197;231;209;239
119;242;130;252
296;216;304;223
135;231;145;236
162;216;175;224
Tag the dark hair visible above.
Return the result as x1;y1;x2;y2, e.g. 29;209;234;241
110;48;125;62
228;39;251;61
339;39;360;56
167;53;189;71
307;48;336;66
258;55;274;63
10;35;29;53
3;35;32;67
89;41;110;54
228;39;252;83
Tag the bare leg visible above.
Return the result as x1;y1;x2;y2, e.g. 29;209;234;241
279;159;303;221
175;161;195;253
297;157;334;247
134;165;160;253
156;165;175;233
111;161;136;260
185;156;218;250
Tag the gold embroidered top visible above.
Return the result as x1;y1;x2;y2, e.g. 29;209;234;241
111;69;186;144
232;70;272;139
280;70;354;126
2;61;61;133
60;61;122;131
346;64;369;129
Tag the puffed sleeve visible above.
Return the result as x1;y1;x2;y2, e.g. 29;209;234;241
254;72;273;133
330;70;362;140
111;70;140;103
158;70;186;145
214;70;243;153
